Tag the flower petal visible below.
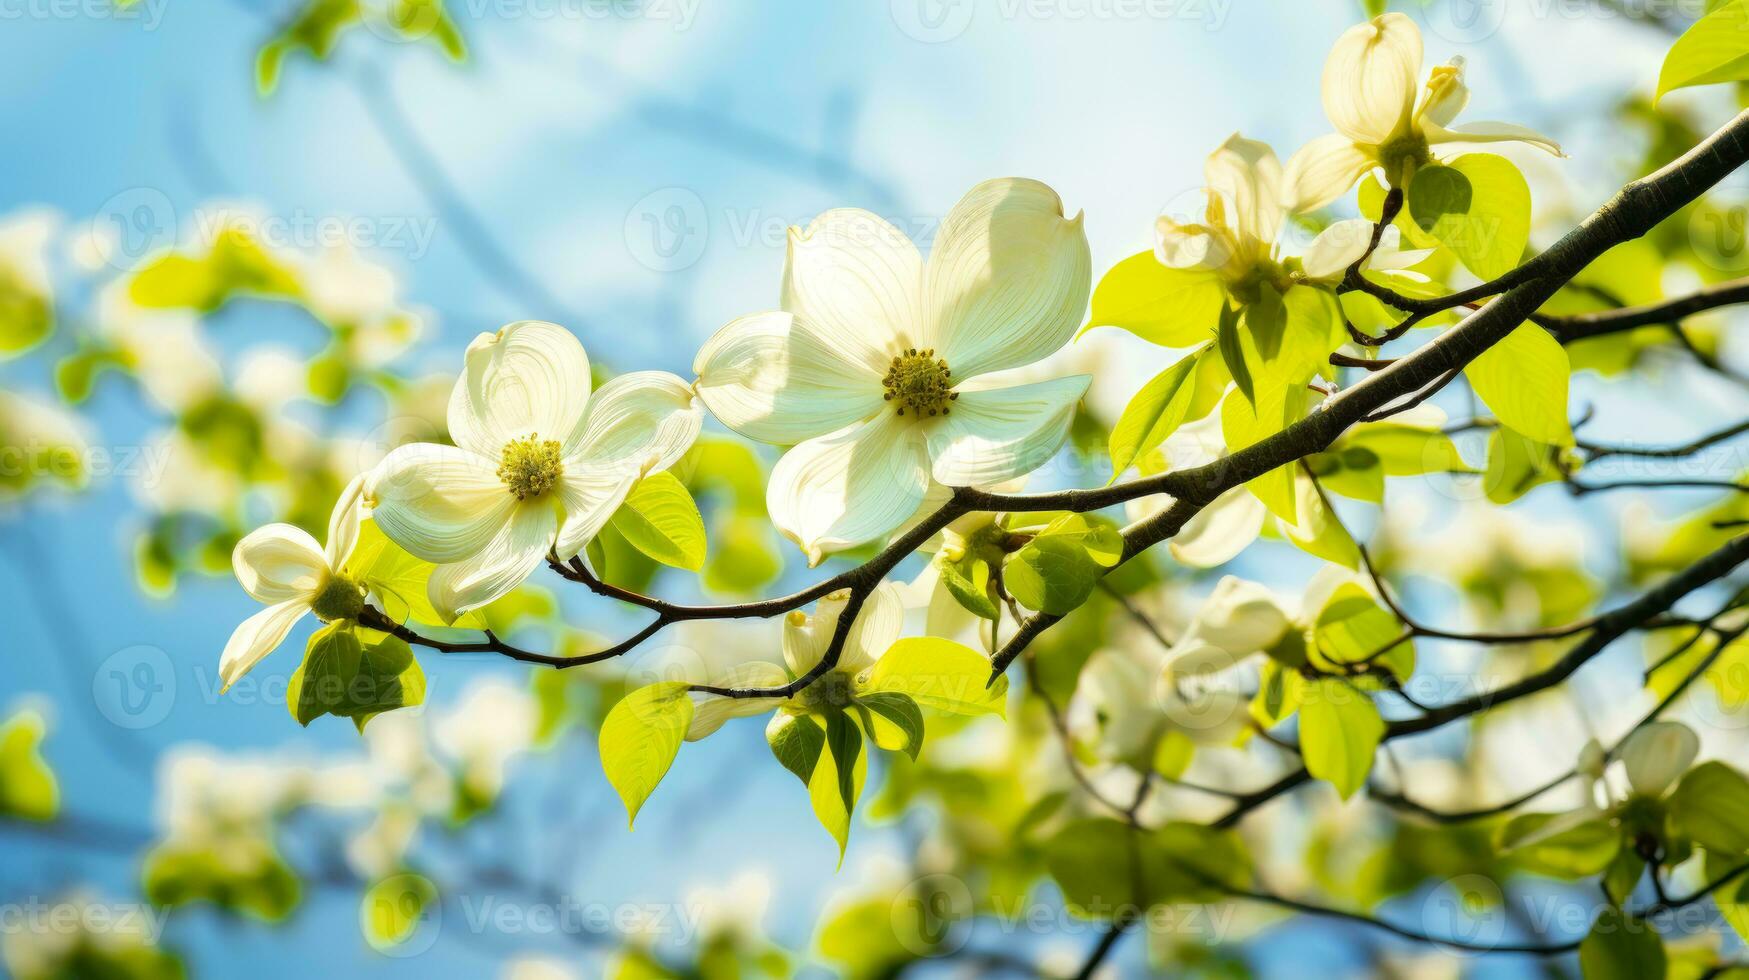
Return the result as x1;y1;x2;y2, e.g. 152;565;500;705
448;320;591;458
1178;575;1291;656
845;582;905;676
1620;721;1698;799
553;468;637;560
1284;135;1378;215
1418;57;1470;128
1321;12;1423;145
693;311;886;445
1169;485;1267;568
1154;217;1236;273
767;412;929;565
325;474;367;570
233;524;327;604
685;661;792;740
367;443;515;564
572;370;702;470
1301;218;1377;282
922;178;1091;380
427;502;558;623
1424;120;1564;156
1205;134;1286;250
924;376;1089;487
219;599;310;692
782;209;925;363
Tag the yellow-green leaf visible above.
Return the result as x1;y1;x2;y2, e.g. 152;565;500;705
1108;344;1225;477
1082;250;1225;348
1464;323;1574;447
1407;154;1531;281
860;637;1007;717
809;710;866;863
1299;678;1383;800
600;682;694;827
610;471;708;571
1657;0;1749;103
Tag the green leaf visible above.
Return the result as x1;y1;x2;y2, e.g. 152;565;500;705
346;520;487;629
1221;384;1306;523
1657;0;1749;103
599;681;694;827
287;624;425;728
1002;514;1123;616
1579;907;1667;980
610;471;708;571
1216;301;1253;405
1497;813;1623;878
1464;323;1574;446
1298;678;1384;800
766;711;826;786
143;839;301;921
1281;470;1360;569
938;554;999;621
1407;154;1531;281
1082;250;1225;347
1484;426;1569;504
1313;584;1414;681
0;268;52;361
0;710;58;822
360;874;438;951
1671;762;1749;855
855;692;925;761
1108;344;1226;477
1045;819;1248;917
860;637;1008;716
809;710;866;862
1342;423;1475;476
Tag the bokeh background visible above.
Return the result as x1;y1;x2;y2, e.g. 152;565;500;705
1;1;1739;977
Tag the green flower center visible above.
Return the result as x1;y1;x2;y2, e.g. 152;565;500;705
497;436;564;500
311;573;365;623
802;671;855;711
882;348;957;418
1377;134;1432;188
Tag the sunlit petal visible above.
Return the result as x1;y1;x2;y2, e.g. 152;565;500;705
367;443;515;564
218;599;310;692
427;502;558;623
324;474;367;570
1321;13;1423;145
924;376;1089;487
782;209;925;363
1205;134;1286;249
571;370;702;471
1620;721;1699;798
1424;120;1563;156
1169;485;1267;568
923;178;1091;379
1301;218;1377;282
233;523;327;604
693;310;887;445
553;468;637;560
448;320;592;457
767;412;930;565
686;662;792;740
1284;135;1377;215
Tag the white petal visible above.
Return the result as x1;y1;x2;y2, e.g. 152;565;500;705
767;412;929;565
1154;217;1235;272
427;502;558;623
1301;218;1377;282
1418;57;1470;128
367;443;515;564
1321;13;1423;145
325;474;367;570
219;599;310;692
693;310;886;445
1169;486;1267;568
572;370;702;471
1179;575;1292;657
1424;120;1563;156
447;320;591;458
1620;722;1698;798
925;376;1089;487
922;178;1091;380
233;524;327;604
685;662;791;740
844;582;905;676
1205;134;1286;249
782;209;925;361
1284;135;1378;215
553;468;637;560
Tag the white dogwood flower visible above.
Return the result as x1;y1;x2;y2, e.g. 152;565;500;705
693;179;1093;564
220;475;367;691
1285;13;1561;214
368;321;701;621
1158;135;1429;295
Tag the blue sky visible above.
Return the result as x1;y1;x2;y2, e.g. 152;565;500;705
0;1;1709;977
